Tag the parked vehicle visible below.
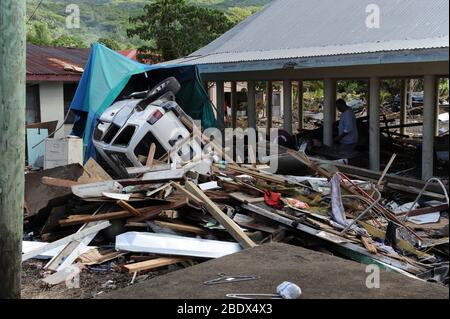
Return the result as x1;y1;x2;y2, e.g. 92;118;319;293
93;77;202;177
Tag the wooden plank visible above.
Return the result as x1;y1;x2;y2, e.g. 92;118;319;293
126;163;173;175
78;158;112;184
185;181;257;249
117;200;141;216
361;237;378;254
333;162;449;194
127;197;189;223
154;221;207;235
223;164;287;185
77;248;123;266
41;177;80;188
396;204;448;217
387;183;446;200
377;153;396;187
59;211;133;227
142;168;185;181
146;143;156;167
45;219;103;271
22;221;111;261
229;192;265;204
123;257;186;273
171;182;203;206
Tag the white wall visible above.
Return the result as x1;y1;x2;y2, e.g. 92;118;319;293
39;82;65;138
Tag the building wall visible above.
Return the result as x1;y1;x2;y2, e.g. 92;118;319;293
39;82;65;138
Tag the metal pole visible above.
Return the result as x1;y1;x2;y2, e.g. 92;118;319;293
0;0;26;299
216;80;225;130
231;81;237;130
247;81;256;130
266;81;273;132
400;79;407;136
297;80;304;131
434;77;440;137
422;75;437;180
283;80;293;134
323;78;336;146
369;77;380;171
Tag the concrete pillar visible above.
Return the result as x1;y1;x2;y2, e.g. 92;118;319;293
323;78;336;146
434;77;440;137
231;81;237;129
216;80;225;130
422;75;437;180
39;82;65;138
298;81;304;131
247;81;256;130
369;77;380;171
266;81;273;131
283;80;293;134
400;79;407;136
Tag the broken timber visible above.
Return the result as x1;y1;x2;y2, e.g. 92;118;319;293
241;203;423;274
22;221;111;261
185;181;257;249
123;257;186;273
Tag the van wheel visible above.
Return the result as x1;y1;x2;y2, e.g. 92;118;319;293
145;77;181;102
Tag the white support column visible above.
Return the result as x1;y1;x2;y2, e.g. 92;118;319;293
298;80;304;131
400;79;407;136
283;80;293;134
247;81;256;130
323;78;336;146
266;81;273;131
39;82;65;138
231;81;237;130
216;80;225;130
422;75;437;180
369;77;380;171
434;77;440;137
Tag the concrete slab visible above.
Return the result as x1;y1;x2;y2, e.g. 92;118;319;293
98;243;448;299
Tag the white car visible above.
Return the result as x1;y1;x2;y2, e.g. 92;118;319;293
93;77;202;177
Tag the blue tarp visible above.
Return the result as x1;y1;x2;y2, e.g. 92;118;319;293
70;43;217;161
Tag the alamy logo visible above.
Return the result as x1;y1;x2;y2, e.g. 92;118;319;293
66;4;80;29
365;264;380;289
365;4;381;29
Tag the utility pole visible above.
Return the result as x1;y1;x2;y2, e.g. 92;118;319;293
0;0;26;299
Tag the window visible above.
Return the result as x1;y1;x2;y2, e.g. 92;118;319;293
26;85;40;124
63;83;78;124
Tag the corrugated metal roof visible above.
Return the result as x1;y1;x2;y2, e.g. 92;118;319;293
179;0;449;65
26;44;90;78
174;36;449;65
26;45;146;81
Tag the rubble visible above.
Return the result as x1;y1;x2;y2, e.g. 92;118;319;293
21;124;449;298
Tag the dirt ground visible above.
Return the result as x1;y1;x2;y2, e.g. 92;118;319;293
20;259;179;299
97;243;448;299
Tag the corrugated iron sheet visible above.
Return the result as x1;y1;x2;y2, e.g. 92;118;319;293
175;36;449;65
26;44;90;77
180;0;449;65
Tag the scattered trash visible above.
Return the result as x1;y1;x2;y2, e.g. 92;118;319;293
204;273;260;285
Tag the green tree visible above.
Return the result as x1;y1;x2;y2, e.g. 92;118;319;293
52;35;87;48
127;0;233;61
226;7;253;24
98;37;122;50
27;22;52;46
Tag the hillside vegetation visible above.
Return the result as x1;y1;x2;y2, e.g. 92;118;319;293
26;0;271;49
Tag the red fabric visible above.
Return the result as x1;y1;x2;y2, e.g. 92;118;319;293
263;190;283;209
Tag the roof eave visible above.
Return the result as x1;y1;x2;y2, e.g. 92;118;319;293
26;74;82;82
196;47;449;74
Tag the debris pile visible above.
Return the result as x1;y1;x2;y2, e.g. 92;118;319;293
22;134;449;296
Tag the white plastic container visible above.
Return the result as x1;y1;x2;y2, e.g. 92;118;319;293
44;137;83;169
